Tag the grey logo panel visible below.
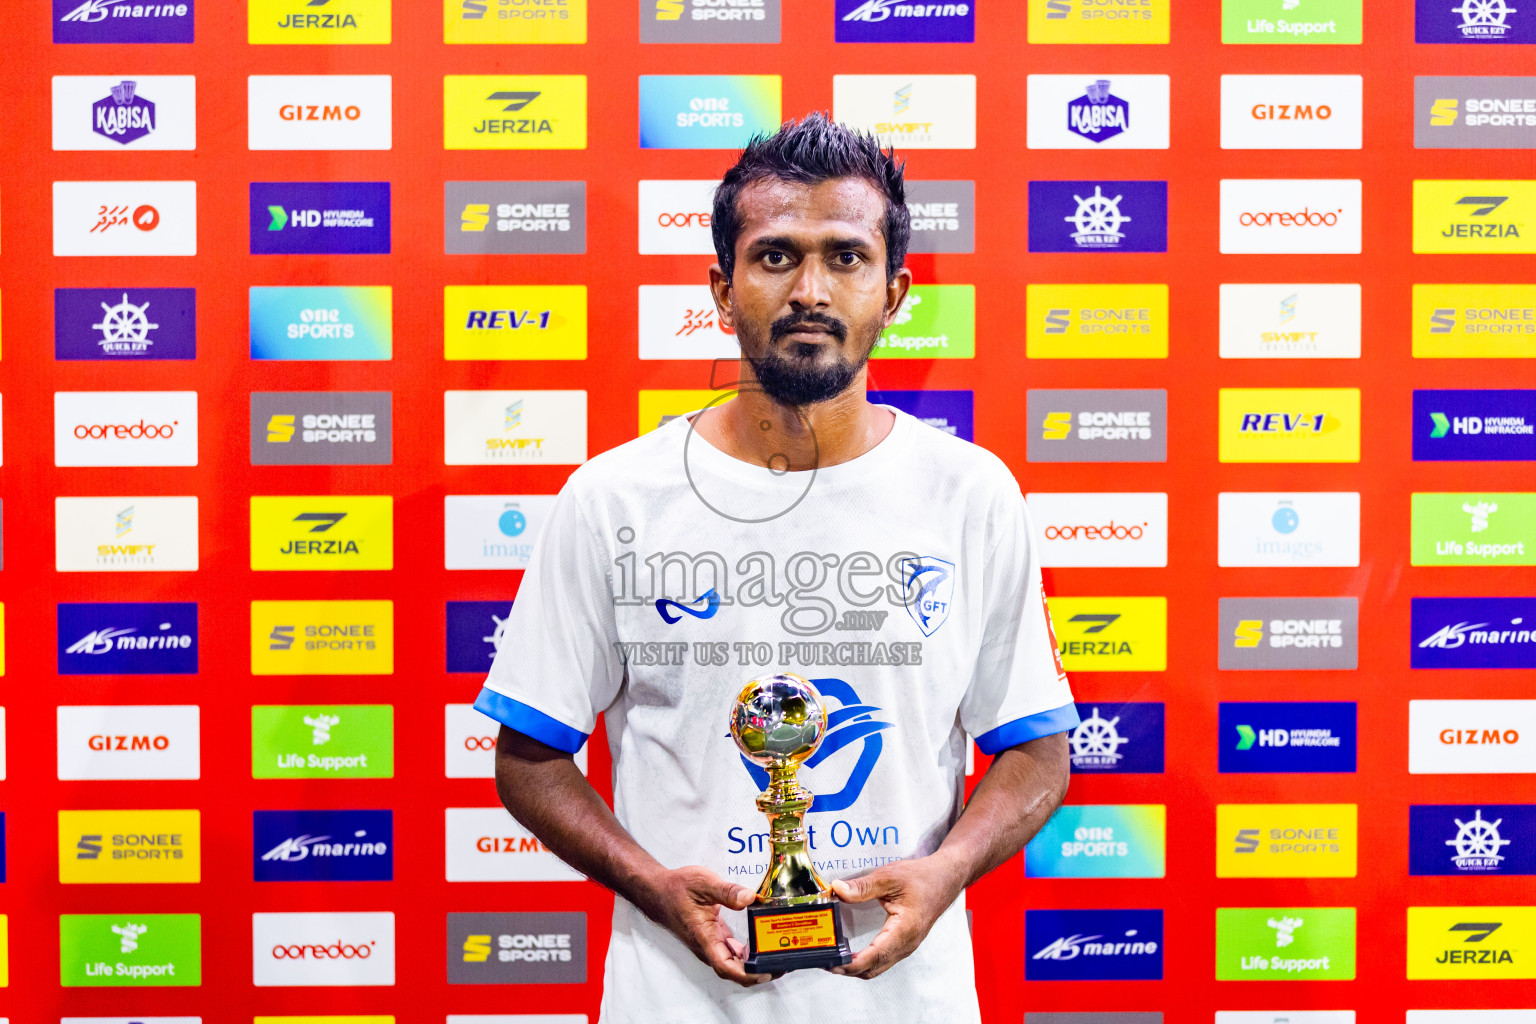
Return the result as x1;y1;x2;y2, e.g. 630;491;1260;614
1026;1015;1164;1024
639;0;782;43
445;181;587;255
447;911;586;984
1219;597;1359;670
250;392;393;466
1027;389;1168;463
906;180;975;254
1415;76;1536;149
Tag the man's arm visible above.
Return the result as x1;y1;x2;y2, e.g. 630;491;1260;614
494;725;773;987
829;730;1070;979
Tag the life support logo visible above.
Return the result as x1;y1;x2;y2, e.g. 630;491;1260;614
900;555;955;636
739;677;892;813
656;588;720;624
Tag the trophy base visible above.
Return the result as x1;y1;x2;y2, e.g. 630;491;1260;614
743;901;853;974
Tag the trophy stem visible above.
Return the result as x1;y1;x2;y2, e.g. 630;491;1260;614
754;763;830;905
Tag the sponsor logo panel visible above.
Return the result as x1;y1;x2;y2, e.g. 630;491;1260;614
444;704;586;778
835;0;972;42
832;74;976;150
58;809;200;883
1416;0;1536;44
53;180;197;257
54;0;195;43
1219;284;1361;359
58;601;197;675
251;704;394;779
1069;703;1165;774
55;496;199;572
251;391;392;466
1027;1015;1165;1024
444;75;587;150
1217;492;1361;567
1219;388;1360;463
447;912;587;984
1215;907;1356;980
252;912;395;986
250;495;393;571
1028;181;1168;253
1407;906;1536;979
55;287;196;361
639;75;781;150
1413;492;1536;566
250;600;393;675
247;75;391;150
1416;76;1536;149
1026;284;1168;359
447;600;511;673
1412;598;1536;669
444;390;588;465
1413;284;1536;358
872;284;974;359
1413;180;1536;254
1221;0;1364;44
254;809;392;881
1218;597;1358;670
248;0;391;44
1220;179;1362;254
637;285;736;360
642;0;779;43
1215;804;1358;878
445;807;583;881
444;495;555;570
59;913;200;987
1215;1016;1354;1024
1025;909;1164;980
61;1018;205;1023
1026;75;1171;150
1025;492;1168;568
444;286;587;359
1027;0;1170;44
868;390;973;442
905;180;975;253
446;0;588;43
1414;389;1536;461
1219;702;1358;774
55;391;197;467
1026;389;1167;463
1025;805;1166;878
1406;1016;1536;1024
1047;596;1167;672
446;181;586;255
250;182;390;255
639;389;717;434
1409;700;1536;773
52;76;197;151
1410;804;1536;875
250;286;392;361
57;705;200;780
445;1017;587;1024
637;179;716;254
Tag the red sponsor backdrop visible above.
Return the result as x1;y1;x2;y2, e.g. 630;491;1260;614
0;1;1532;1020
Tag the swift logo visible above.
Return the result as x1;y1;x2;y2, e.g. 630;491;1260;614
655;589;720;624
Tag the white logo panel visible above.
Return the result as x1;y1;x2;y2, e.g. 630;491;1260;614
447;1017;589;1023
444;495;555;571
57;705;200;781
251;911;395;987
1217;492;1360;568
248;75;392;151
52;76;197;151
1407;1014;1536;1023
54;392;198;467
1217;1015;1355;1024
445;807;584;882
56;496;199;571
1026;74;1170;150
638;286;737;360
1410;700;1536;775
53;180;197;256
446;704;586;778
1220;179;1362;254
833;74;976;150
443;390;587;466
1221;75;1364;150
1219;283;1362;359
638;180;718;255
1025;492;1168;567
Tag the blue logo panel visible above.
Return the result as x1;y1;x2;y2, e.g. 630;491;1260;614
1410;804;1536;876
1416;0;1536;43
57;602;198;675
1411;597;1536;669
54;0;195;43
868;390;974;442
1218;702;1357;773
1069;703;1165;774
249;286;393;361
638;75;781;150
1025;909;1164;980
55;288;196;360
253;809;393;882
1028;181;1168;253
250;182;392;255
835;0;975;42
1413;390;1536;461
447;601;511;673
0;812;6;883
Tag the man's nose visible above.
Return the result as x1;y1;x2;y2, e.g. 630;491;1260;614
787;258;833;310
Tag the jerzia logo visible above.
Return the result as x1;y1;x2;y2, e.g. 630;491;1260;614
656;589;721;624
1408;905;1536;979
738;678;892;814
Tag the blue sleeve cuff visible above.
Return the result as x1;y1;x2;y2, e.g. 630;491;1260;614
474;687;589;754
974;702;1081;755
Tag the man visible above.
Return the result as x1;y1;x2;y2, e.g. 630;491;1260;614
477;114;1077;1023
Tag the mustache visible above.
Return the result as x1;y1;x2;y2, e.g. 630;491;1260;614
769;311;848;344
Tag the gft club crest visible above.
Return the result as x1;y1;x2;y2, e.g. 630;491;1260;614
738;677;892;813
900;555;955;637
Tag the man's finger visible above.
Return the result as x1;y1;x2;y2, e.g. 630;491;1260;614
697;874;756;910
830;871;897;905
834;912;919;980
705;936;772;987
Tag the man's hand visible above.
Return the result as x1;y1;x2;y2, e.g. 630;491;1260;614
637;865;773;988
828;854;965;980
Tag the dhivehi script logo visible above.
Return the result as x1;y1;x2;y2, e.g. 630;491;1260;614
739;677;892;813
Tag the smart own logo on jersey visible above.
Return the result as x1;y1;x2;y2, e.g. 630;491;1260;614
1047;597;1167;672
252;911;395;986
1026;284;1170;360
1026;909;1164;980
58;602;197;675
445;181;587;255
449;0;589;44
1217;492;1361;568
52;76;197;151
642;0;779;43
1028;181;1168;253
1410;804;1536;875
1415;77;1536;150
254;809;392;882
251;600;394;675
1218;283;1362;359
1068;703;1165;774
446;601;511;673
1413;598;1536;670
59;912;201;987
1026;389;1168;463
1221;0;1363;44
1414;180;1536;254
835;0;974;42
868;390;973;442
872;285;975;359
250;286;392;361
1026;76;1171;150
247;75;392;150
54;0;195;44
737;678;893;814
248;0;392;44
1414;389;1536;461
444;75;587;150
55;288;196;361
1407;906;1536;980
1026;805;1167;878
905;180;976;253
448;911;587;984
251;391;393;466
833;74;977;150
1219;702;1358;774
251;704;395;779
1416;0;1536;44
1028;0;1170;44
444;806;583;882
250;182;390;255
1413;284;1536;359
1409;700;1536;774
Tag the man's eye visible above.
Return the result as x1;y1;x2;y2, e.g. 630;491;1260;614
835;252;859;266
763;252;788;266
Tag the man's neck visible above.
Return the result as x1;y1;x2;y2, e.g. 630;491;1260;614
692;362;895;472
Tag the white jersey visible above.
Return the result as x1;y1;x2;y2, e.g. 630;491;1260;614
477;406;1077;1024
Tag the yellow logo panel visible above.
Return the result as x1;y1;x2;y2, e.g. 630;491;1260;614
1026;284;1168;359
1028;0;1169;44
1413;180;1536;254
249;0;391;44
1219;388;1360;463
251;600;394;675
444;0;586;43
1046;596;1166;672
1413;284;1536;358
639;390;729;436
0;915;7;987
444;75;587;150
250;496;393;571
58;809;201;884
1216;804;1357;878
445;286;587;360
1407;906;1536;980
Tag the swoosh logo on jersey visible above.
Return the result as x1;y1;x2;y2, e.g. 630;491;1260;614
656;588;721;624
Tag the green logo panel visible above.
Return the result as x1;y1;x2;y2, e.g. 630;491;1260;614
1412;493;1536;566
872;285;975;360
251;704;394;779
1216;907;1355;980
60;913;201;987
1221;0;1363;44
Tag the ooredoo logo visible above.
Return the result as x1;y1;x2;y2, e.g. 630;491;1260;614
1220;179;1362;254
55;392;198;467
252;911;394;986
638;180;718;254
1026;492;1168;568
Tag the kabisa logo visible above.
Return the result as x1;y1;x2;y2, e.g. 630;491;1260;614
448;912;587;984
254;809;392;881
91;80;155;145
1219;702;1358;773
835;0;975;43
1068;80;1129;143
1025;909;1164;980
1025;805;1167;879
900;556;955;636
1028;181;1169;253
59;912;202;987
1411;804;1536;875
58;602;197;675
1412;597;1536;669
249;0;391;44
1069;703;1165;773
737;678;892;814
55;288;196;361
446;600;512;672
1407;906;1536;980
1414;388;1536;461
54;0;194;44
1416;0;1534;43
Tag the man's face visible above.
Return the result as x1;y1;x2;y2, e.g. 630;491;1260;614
711;177;910;406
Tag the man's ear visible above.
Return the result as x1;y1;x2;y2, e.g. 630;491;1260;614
708;263;735;330
882;267;914;328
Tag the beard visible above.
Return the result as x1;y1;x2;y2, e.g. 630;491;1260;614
739;310;881;407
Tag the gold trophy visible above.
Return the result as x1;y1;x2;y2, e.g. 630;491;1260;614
729;672;853;973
